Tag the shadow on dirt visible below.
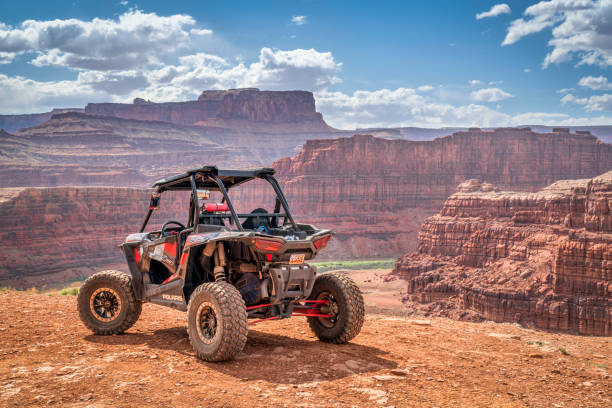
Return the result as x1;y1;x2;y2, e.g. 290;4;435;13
85;326;396;384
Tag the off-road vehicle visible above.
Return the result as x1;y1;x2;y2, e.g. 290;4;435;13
77;166;364;361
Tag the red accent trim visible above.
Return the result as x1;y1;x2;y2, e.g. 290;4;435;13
246;303;272;311
162;274;177;284
248;316;280;325
133;248;141;264
179;253;187;266
164;242;177;257
300;300;330;304
292;313;333;317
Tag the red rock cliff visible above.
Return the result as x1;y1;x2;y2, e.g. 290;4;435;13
0;187;186;288
393;174;612;336
259;129;612;259
84;88;333;132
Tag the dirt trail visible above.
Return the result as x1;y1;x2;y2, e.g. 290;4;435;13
0;278;610;407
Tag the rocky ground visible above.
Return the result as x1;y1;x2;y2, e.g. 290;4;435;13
0;274;610;408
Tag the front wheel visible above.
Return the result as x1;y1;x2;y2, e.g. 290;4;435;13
307;272;365;343
77;270;142;335
186;282;248;362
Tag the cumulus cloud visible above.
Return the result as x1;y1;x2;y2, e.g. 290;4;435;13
0;74;106;113
0;10;206;70
502;0;612;68
314;87;612;129
578;75;612;90
561;92;612;111
0;51;13;64
476;4;511;19
556;87;574;93
470;80;483;86
0;47;342;112
417;85;433;92
470;87;514;102
291;16;307;25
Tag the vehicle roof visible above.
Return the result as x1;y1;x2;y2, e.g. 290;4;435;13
152;165;276;192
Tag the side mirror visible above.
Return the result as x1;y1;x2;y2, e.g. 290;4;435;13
149;193;160;210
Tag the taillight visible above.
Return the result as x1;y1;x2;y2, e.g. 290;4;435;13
254;238;283;252
313;235;331;250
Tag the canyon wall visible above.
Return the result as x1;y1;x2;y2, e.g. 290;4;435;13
0;111;339;188
0;187;188;288
258;129;612;258
84;88;333;132
3;128;612;287
393;173;612;335
0;109;83;133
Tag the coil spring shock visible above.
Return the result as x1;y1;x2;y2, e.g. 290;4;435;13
213;241;226;282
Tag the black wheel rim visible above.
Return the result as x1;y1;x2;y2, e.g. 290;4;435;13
317;291;339;328
196;302;218;344
90;288;122;322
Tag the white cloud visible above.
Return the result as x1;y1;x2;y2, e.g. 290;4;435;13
556;87;574;93
578;75;612;90
0;46;342;113
502;0;612;68
471;87;514;102
417;85;434;92
523;68;531;72
561;92;612;111
476;4;511;19
0;74;106;114
314;87;612;129
190;28;213;36
291;16;307;25
0;51;14;64
0;11;205;70
470;80;483;86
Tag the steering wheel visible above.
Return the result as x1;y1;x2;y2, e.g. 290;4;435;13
161;220;185;236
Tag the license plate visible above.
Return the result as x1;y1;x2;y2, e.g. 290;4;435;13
289;254;305;264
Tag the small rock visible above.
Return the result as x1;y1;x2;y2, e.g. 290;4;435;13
528;353;544;359
408;319;431;326
390;368;410;376
150;355;158;359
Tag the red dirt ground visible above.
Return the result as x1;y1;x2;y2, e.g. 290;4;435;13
0;279;610;407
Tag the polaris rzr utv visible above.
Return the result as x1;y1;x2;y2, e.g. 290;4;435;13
77;166;364;361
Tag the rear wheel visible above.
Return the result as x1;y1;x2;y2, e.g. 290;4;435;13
307;272;364;343
187;282;248;362
77;270;142;335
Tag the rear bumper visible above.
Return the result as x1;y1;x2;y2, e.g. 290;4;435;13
268;263;317;303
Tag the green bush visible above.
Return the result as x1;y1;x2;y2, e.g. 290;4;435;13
59;287;79;296
312;259;396;272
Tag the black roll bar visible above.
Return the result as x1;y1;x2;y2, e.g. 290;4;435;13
262;175;298;229
205;173;244;231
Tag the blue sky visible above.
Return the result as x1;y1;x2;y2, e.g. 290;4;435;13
0;0;610;128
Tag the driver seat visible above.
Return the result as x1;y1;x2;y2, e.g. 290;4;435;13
241;208;270;231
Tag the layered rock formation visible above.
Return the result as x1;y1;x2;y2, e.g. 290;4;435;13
0;111;334;188
0;108;83;133
259;129;612;258
393;174;612;335
85;88;334;132
0;187;186;288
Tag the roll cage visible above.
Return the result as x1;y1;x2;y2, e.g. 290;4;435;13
139;166;298;233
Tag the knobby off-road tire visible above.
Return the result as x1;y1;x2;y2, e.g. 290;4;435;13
307;272;365;344
186;282;248;362
77;270;142;335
